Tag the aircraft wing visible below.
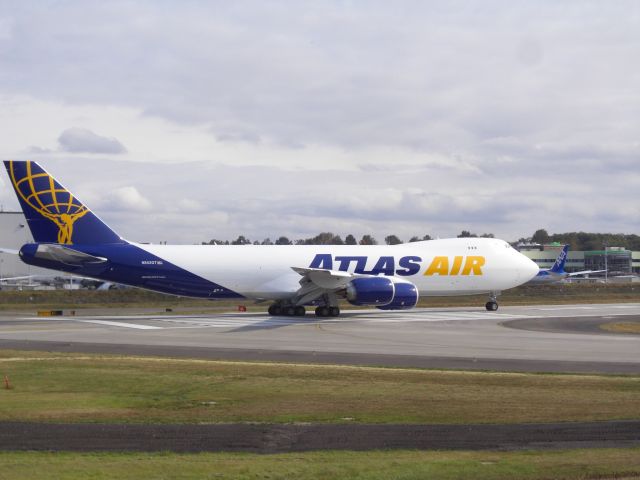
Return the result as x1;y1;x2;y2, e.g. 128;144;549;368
566;269;607;277
290;266;359;306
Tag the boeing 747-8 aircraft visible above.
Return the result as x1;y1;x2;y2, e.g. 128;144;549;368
3;161;538;316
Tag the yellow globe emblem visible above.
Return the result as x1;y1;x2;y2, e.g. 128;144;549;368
9;161;89;244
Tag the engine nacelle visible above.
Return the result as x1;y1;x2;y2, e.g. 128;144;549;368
377;279;419;310
346;277;395;306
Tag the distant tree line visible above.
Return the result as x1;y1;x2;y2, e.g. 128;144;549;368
520;229;640;251
204;231;459;246
203;229;640;250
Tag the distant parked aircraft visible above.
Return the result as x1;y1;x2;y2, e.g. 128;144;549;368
3;160;539;314
528;245;606;283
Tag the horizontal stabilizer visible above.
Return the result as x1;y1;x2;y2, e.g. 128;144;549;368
32;244;107;266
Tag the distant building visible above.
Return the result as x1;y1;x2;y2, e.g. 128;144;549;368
584;248;633;276
518;243;639;276
0;211;54;278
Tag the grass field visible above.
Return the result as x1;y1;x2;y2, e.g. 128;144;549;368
1;448;639;480
1;350;639;424
1;351;639;479
601;321;640;334
0;282;638;313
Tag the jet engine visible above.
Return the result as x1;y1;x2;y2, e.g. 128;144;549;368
345;276;419;309
345;277;395;306
377;279;419;310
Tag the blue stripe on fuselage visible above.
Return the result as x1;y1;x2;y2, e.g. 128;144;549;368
18;243;243;299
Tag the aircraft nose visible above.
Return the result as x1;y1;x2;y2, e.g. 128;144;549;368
518;252;539;282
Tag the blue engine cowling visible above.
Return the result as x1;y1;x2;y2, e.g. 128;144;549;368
346;277;395;306
377;281;419;310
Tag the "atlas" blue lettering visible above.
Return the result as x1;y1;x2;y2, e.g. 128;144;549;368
309;254;421;276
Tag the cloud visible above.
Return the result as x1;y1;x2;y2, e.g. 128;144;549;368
0;3;638;243
58;128;126;154
27;145;54;154
101;186;152;213
1;1;637;155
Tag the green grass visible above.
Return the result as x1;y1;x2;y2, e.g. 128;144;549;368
1;351;639;424
600;321;640;334
1;448;639;480
0;283;638;313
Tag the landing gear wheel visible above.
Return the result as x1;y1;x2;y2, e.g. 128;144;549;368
294;306;306;317
315;306;330;317
268;304;282;316
284;306;296;316
328;306;340;317
485;301;498;311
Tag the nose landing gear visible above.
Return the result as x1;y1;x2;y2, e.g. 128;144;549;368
485;291;500;311
485;301;498;311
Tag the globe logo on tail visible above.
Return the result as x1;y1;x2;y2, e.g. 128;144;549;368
8;161;89;244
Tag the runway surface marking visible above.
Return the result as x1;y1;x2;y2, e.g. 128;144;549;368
22;310;533;330
76;320;163;330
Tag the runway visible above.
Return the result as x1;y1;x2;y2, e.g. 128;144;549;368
1;303;639;373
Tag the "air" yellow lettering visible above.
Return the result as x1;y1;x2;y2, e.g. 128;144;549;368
461;256;485;275
424;256;485;276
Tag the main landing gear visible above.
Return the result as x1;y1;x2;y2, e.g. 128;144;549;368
268;304;306;316
314;306;340;317
485;291;499;311
268;298;341;317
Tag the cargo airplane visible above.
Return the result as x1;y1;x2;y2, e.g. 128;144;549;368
3;161;539;316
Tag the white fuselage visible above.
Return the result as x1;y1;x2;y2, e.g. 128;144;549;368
136;237;539;300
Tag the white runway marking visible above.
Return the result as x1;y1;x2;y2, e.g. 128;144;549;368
156;311;531;329
78;320;162;330
75;319;163;330
537;306;596;311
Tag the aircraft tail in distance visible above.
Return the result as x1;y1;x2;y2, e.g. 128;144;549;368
549;244;569;274
4;161;124;245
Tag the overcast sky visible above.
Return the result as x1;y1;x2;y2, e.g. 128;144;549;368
0;1;638;244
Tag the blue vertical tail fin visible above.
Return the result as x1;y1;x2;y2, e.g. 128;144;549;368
4;160;125;245
549;245;569;274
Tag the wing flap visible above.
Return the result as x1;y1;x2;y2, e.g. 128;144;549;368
289;267;361;306
291;266;354;289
